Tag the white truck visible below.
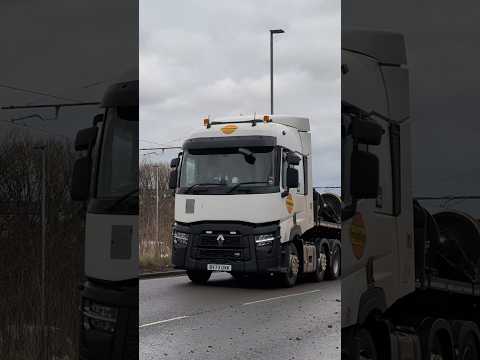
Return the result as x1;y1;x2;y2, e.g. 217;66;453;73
168;114;341;287
342;30;480;359
71;77;138;359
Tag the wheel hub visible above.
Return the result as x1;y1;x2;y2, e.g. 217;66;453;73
317;252;327;272
290;254;299;275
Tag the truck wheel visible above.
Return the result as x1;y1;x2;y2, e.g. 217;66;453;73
311;245;327;282
326;244;341;280
454;321;480;360
419;318;455;360
357;328;377;360
460;333;480;360
279;243;299;287
186;270;212;284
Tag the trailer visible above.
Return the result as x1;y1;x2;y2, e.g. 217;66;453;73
342;30;480;359
168;115;341;287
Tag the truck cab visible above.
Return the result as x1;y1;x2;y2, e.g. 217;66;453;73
169;114;339;287
341;30;414;358
71;78;139;359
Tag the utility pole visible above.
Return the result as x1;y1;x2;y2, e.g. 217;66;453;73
270;29;285;114
156;165;159;253
34;144;47;359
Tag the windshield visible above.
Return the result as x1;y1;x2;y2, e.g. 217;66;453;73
96;106;139;198
178;146;278;194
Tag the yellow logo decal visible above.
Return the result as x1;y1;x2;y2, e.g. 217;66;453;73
351;212;367;259
220;124;238;135
286;193;294;214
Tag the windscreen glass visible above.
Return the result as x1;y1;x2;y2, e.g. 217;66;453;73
178;146;278;194
97;106;139;198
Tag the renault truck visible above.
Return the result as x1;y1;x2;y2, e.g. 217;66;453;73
342;30;480;359
71;76;138;359
168;114;341;287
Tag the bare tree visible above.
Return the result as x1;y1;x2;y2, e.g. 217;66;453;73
0;128;82;359
139;161;175;271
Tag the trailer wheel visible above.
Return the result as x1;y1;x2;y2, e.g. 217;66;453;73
279;243;299;287
419;318;455;360
454;321;480;360
310;245;327;282
460;333;480;360
357;328;377;360
186;270;212;284
327;244;341;280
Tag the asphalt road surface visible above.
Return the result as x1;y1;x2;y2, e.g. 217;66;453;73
140;273;340;360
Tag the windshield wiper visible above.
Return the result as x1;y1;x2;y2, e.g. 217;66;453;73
107;189;138;210
227;181;270;194
184;182;226;194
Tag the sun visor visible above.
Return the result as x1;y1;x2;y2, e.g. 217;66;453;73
183;136;276;150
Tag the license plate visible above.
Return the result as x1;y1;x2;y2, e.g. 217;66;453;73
207;264;232;272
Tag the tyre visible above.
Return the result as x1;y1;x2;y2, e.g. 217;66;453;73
310;245;327;282
454;321;480;360
186;270;212;284
419;318;455;360
326;244;341;280
357;328;378;360
279;242;300;287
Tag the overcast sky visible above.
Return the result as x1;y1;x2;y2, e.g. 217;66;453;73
140;0;340;189
343;0;480;215
0;0;137;140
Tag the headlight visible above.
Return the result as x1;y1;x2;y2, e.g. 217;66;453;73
173;230;189;246
82;299;118;333
255;234;276;247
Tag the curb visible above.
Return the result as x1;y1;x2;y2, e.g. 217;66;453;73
140;270;187;279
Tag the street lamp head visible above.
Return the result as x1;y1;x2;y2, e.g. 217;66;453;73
270;29;285;34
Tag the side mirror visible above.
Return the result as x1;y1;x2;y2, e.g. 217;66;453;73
286;168;299;189
93;113;104;126
75;127;98;151
71;156;92;201
351;119;384;146
286;152;301;165
170;158;180;168
351;150;379;199
169;169;178;190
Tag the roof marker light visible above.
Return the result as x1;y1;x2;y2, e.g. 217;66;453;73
203;117;210;128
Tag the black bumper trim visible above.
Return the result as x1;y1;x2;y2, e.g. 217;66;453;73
172;222;286;274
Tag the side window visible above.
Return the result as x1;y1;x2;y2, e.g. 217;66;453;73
303;155;308;195
184;156;196;186
341;113;353;205
282;149;288;189
296;155;304;194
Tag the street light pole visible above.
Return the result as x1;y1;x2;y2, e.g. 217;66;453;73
34;144;47;359
156;165;159;251
270;29;285;115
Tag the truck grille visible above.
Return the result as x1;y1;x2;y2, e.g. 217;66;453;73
198;234;245;247
193;247;250;261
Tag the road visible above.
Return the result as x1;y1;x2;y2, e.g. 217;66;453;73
140;273;340;360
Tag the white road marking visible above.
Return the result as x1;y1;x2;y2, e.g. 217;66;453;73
242;289;323;306
139;315;189;328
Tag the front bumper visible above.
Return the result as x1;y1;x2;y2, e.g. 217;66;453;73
80;279;138;360
172;222;288;274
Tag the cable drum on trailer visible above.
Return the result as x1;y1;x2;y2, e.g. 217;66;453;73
316;192;342;224
430;210;480;282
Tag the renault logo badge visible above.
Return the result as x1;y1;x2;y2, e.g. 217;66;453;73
216;234;225;246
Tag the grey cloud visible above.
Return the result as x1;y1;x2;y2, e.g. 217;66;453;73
140;0;340;187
